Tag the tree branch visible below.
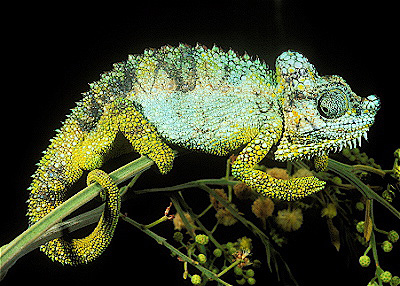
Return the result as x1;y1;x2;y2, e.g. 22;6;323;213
0;155;155;280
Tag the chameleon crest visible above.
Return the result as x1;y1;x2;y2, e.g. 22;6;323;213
27;44;380;265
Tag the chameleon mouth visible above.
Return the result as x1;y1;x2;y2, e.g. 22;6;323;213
325;128;370;153
324;116;375;152
274;123;373;161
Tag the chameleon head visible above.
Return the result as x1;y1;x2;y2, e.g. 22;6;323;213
274;51;380;161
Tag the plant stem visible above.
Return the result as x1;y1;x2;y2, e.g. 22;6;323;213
217;259;242;278
119;172;144;197
170;195;196;239
364;244;372;256
351;165;386;177
373;226;388;235
144;216;169;229
369;200;383;286
199;184;298;285
211;222;219;234
226;158;233;202
130;178;238;196
197;204;213;218
173;193;225;251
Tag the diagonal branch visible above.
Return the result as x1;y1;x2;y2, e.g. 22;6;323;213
0;155;155;280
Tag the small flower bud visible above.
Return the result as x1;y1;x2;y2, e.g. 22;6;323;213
234;183;254;200
197;254;207;264
246;269;255;277
213;248;222;257
382;240;393;252
355;201;364;211
191;274;202;285
276;208;303;232
173;231;183;242
321;203;337;218
356;221;365;233
388;230;399;243
380;271;392;283
195;234;209;245
215;207;237;226
359;255;370;267
234;266;243;275
252;197;274;219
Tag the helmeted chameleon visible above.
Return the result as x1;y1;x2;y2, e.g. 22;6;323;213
27;44;380;265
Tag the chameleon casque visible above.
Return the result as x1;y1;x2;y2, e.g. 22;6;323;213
27;44;380;265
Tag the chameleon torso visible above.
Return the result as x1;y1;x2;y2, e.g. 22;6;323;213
132;77;278;155
27;44;379;265
119;45;280;154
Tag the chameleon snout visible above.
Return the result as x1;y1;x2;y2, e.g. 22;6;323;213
364;94;381;112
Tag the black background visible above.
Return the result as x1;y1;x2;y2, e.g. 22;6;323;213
1;1;399;285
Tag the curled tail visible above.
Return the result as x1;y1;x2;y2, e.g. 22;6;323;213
70;169;120;264
27;113;121;265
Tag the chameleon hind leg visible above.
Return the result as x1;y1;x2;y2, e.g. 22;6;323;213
231;125;325;201
33;99;172;265
116;99;175;174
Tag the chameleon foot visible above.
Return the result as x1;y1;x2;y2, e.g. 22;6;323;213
232;166;325;201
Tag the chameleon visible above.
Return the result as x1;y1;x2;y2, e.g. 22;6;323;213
26;43;380;265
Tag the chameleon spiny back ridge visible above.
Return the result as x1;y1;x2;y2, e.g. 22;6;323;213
27;44;380;265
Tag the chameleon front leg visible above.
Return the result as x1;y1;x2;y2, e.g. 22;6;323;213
231;124;325;201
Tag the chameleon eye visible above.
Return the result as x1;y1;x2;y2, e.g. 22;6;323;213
317;89;348;119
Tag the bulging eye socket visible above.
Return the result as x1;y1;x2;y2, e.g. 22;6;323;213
317;89;349;119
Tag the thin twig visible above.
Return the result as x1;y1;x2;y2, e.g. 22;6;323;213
199;184;299;285
327;159;400;219
120;214;232;286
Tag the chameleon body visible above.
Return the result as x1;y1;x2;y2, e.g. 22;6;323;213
27;44;380;265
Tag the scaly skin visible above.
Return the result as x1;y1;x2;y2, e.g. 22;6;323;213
27;44;380;264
